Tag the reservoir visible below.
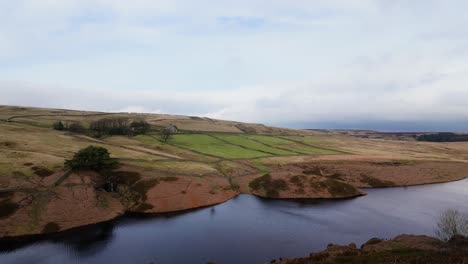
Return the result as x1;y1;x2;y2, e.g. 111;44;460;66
1;178;467;264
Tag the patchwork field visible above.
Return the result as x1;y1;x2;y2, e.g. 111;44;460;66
0;105;468;237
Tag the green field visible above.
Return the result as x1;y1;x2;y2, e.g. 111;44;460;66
170;134;270;159
211;134;296;155
245;135;340;155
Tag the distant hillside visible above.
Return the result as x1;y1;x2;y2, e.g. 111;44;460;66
0;105;303;135
416;132;468;142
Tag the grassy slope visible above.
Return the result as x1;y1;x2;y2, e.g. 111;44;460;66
170;134;270;159
211;134;296;155
245;135;341;155
2;105;468;237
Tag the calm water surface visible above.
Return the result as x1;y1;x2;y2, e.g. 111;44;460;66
1;179;467;264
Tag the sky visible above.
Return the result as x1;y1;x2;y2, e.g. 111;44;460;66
1;1;468;131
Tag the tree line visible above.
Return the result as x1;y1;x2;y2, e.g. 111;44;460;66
53;117;151;137
417;132;468;142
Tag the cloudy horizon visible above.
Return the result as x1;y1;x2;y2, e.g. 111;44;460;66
2;1;468;132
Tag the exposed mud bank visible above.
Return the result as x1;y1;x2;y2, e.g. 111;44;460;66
1;160;467;238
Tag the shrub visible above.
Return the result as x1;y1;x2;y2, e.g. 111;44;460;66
249;174;288;198
0;141;17;148
113;171;142;185
323;179;359;196
135;203;154;211
360;175;395;187
53;121;65;131
130;120;151;135
290;175;305;187
68;122;86;133
32;166;54;177
0;201;19;219
249;174;271;191
65;146;118;171
42;222;60;233
132;178;160;201
435;209;468;241
53;121;86;133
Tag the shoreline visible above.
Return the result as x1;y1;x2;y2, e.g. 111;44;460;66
1;176;467;241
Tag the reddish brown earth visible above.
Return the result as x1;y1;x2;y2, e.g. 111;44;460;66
277;235;468;264
2;158;468;237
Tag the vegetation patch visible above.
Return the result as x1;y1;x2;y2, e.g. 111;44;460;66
323;179;360;197
289;175;305;188
31;166;54;177
213;161;236;175
249;174;272;191
89;118;151;137
0;201;19;219
0;141;17;148
254;160;270;173
65;146;118;171
160;176;178;182
371;161;413;166
326;172;344;180
249;174;288;198
417;132;468;142
135;203;154;211
42;222;60;234
96;193;109;208
132;178;160;201
29;191;53;232
228;177;240;191
12;171;26;177
0;191;14;199
303;167;323;176
234;124;257;134
294;188;305;194
113;171;142;185
361;175;395;187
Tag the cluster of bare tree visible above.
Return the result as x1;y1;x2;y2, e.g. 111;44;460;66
435;209;468;241
53;117;151;137
89;117;130;135
53;121;86;133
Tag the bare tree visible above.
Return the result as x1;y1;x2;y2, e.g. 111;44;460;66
435;209;468;241
160;125;178;143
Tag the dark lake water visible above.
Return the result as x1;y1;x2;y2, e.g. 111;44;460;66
1;178;467;264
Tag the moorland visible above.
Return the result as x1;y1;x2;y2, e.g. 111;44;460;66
1;105;468;237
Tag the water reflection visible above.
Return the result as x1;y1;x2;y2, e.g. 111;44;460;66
0;220;115;255
0;178;467;264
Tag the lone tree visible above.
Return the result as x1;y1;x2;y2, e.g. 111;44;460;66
435;209;468;241
160;125;178;143
65;146;118;171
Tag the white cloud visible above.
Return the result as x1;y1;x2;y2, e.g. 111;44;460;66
1;1;468;130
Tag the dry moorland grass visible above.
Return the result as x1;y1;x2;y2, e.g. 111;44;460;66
1;105;468;237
